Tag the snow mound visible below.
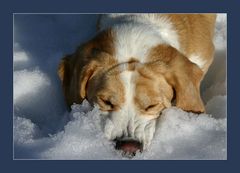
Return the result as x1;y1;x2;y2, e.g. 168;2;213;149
143;107;226;160
14;69;50;102
14;100;226;160
14;116;40;144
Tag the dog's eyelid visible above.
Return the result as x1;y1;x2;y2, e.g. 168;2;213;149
145;103;161;111
99;97;115;109
104;100;113;106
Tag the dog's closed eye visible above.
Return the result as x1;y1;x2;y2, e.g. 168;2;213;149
99;97;115;110
102;99;114;108
144;103;160;111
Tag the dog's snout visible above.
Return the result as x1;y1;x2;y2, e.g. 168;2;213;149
115;139;143;157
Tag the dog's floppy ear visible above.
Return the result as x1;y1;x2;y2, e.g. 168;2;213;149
167;48;204;113
156;45;205;113
58;55;71;82
170;66;205;113
58;55;79;108
57;54;100;107
79;61;101;99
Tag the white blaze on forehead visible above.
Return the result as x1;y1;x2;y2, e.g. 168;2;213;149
120;71;157;147
103;71;136;140
120;71;135;107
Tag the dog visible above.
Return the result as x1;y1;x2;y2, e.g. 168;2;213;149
58;14;216;156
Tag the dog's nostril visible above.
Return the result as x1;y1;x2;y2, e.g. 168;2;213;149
115;139;143;156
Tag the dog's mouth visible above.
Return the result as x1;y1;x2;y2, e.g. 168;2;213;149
114;138;143;157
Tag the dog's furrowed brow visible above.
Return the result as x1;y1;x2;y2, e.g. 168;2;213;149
103;60;142;76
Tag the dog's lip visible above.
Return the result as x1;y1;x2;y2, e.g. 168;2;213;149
115;140;143;150
114;138;143;157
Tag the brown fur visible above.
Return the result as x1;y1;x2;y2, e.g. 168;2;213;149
134;67;173;116
146;44;205;113
163;14;216;73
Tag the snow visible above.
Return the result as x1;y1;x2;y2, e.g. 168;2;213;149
13;14;227;160
14;69;50;102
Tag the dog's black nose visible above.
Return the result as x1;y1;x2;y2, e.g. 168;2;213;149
115;139;143;157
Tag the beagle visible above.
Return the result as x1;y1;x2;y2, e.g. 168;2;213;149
58;14;216;156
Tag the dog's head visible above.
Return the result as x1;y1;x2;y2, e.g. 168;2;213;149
58;29;204;155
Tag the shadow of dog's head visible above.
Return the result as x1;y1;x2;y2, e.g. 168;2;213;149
58;29;204;156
